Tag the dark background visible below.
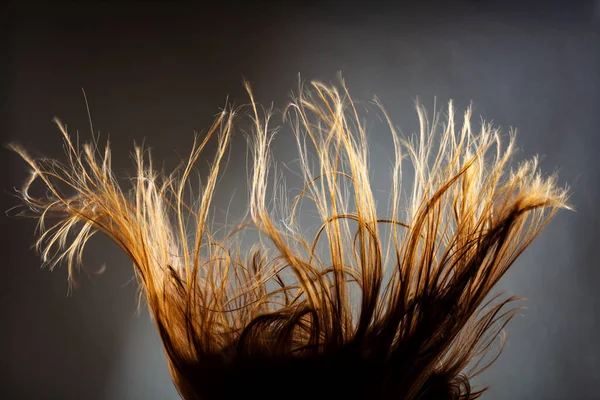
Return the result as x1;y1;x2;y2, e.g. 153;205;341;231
2;1;599;399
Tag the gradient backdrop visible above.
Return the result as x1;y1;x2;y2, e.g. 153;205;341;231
3;1;599;399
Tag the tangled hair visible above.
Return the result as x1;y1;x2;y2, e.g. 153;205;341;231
9;80;569;400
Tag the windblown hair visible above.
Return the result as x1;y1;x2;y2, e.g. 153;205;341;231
10;80;569;400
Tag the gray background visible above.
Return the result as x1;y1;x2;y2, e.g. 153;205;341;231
2;1;599;399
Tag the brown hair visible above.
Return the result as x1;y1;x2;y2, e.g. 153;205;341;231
9;79;570;399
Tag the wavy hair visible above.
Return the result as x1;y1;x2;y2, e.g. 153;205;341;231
9;79;570;399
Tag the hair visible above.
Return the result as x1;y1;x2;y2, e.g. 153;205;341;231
9;79;570;399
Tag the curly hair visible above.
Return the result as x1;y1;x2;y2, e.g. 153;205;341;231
9;79;570;399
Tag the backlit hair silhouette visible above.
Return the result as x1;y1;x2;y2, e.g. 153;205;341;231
10;80;570;399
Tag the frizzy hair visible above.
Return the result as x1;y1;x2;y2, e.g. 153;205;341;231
9;79;569;399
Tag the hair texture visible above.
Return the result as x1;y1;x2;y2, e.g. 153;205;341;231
9;80;569;400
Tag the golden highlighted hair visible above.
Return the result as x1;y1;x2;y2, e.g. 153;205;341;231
9;80;569;399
